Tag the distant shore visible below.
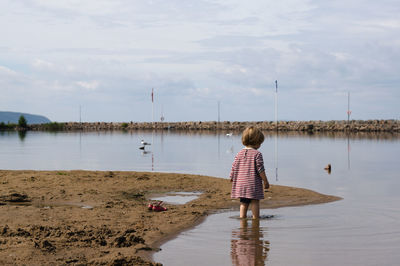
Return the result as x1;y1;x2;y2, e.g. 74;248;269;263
0;170;340;265
24;119;400;132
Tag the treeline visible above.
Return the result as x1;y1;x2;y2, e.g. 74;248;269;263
0;115;64;131
0;122;16;130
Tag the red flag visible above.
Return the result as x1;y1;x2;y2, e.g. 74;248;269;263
151;88;154;103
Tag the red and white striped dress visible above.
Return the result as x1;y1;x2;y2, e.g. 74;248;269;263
230;148;265;200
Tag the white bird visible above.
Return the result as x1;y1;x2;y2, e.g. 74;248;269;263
141;140;151;146
226;133;233;137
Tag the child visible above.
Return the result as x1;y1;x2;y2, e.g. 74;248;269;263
230;126;270;219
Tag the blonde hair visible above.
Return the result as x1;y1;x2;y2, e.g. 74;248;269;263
241;126;264;148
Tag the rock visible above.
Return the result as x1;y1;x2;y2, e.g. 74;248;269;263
27;120;400;132
0;193;30;203
37;240;56;253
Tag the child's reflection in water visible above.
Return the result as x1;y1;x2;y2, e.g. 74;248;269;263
231;219;270;266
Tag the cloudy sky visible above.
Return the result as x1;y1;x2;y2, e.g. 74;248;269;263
1;0;399;122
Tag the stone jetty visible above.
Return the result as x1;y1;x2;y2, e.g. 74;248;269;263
27;120;400;132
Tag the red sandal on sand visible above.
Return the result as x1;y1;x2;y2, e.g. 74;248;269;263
152;201;167;212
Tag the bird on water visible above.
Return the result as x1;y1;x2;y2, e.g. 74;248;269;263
141;139;151;146
139;139;151;150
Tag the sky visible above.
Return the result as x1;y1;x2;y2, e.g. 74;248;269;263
0;0;399;122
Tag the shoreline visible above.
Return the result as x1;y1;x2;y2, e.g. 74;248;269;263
0;170;341;265
11;119;400;133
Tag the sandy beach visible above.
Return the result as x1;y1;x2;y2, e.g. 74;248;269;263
0;170;340;265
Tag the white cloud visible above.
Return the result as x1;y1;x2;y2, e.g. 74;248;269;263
249;88;268;96
28;0;122;16
222;65;248;75
32;59;54;69
0;65;17;76
361;19;400;29
331;52;351;62
0;0;399;121
76;80;99;91
192;87;211;96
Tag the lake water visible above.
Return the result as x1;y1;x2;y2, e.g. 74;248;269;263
1;130;399;265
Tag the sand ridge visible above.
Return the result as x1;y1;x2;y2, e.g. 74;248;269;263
0;170;340;265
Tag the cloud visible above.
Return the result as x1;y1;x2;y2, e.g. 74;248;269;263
32;59;54;70
29;0;121;16
358;19;400;30
0;65;18;76
76;80;99;91
0;0;399;121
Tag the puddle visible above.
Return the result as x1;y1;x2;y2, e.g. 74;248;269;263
149;191;202;205
38;202;95;209
3;201;94;209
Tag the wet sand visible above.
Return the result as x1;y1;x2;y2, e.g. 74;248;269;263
0;170;340;265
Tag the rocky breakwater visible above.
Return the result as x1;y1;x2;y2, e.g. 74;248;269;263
28;120;400;132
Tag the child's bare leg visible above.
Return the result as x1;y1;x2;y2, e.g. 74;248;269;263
240;203;249;218
250;200;260;219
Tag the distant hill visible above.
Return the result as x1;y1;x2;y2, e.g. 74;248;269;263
0;111;51;124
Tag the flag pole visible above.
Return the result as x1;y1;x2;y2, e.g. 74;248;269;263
275;80;278;127
217;101;220;124
347;91;351;124
274;80;278;181
151;88;154;126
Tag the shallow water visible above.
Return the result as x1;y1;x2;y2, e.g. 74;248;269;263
1;130;399;265
155;203;400;266
150;192;202;205
4;201;94;210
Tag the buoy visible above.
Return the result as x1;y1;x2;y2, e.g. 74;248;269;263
324;164;331;174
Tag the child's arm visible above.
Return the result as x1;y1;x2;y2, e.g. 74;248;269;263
259;171;270;190
230;155;238;182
